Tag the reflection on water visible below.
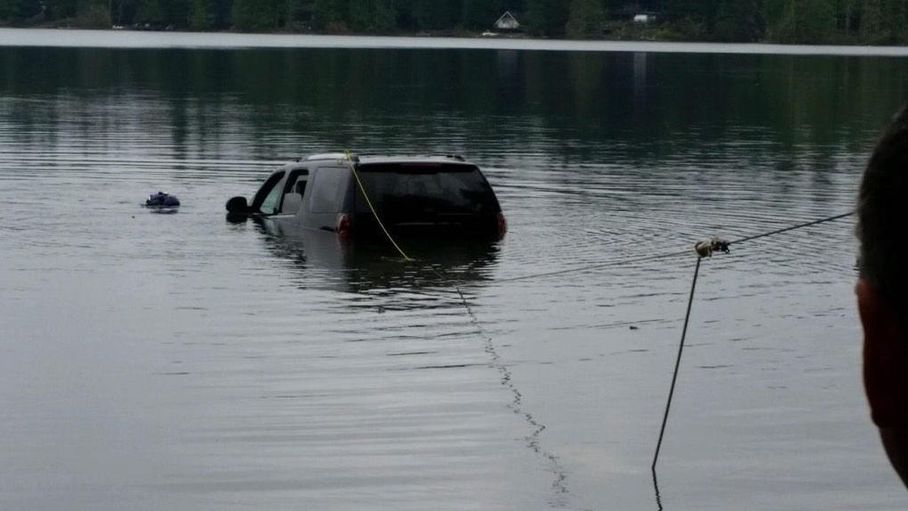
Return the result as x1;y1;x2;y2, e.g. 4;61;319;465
1;38;906;510
254;218;501;293
249;218;575;504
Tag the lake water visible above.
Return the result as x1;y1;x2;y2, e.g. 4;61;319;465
1;29;907;510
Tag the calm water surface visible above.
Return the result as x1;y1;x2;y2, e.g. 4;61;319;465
1;30;907;510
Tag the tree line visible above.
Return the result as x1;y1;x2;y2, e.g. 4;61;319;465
1;0;906;44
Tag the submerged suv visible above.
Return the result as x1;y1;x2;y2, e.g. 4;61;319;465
226;153;506;240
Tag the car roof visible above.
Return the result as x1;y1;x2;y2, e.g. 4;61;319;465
302;153;476;167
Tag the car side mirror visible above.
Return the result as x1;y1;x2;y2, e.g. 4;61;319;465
226;196;250;214
226;196;252;223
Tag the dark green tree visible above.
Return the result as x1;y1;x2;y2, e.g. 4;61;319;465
233;0;288;29
349;0;396;32
231;0;256;29
313;0;347;29
866;0;908;43
209;0;231;28
76;0;110;25
391;0;415;30
412;0;459;30
526;0;568;36
770;0;836;43
503;0;523;13
190;0;209;29
713;0;764;41
836;0;861;34
565;0;605;39
45;0;78;19
0;0;18;19
288;0;316;28
861;0;884;41
883;0;908;43
135;0;161;23
17;0;47;18
665;0;718;26
263;0;289;28
131;0;190;26
161;0;190;25
804;0;837;42
462;0;505;30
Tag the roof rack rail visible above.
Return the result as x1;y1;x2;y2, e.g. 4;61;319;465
305;152;359;163
444;154;465;161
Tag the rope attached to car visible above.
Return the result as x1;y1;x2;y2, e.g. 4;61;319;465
339;168;856;509
348;162;413;262
653;211;855;469
650;210;854;510
347;154;570;496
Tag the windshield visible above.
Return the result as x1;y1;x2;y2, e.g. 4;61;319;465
354;163;499;222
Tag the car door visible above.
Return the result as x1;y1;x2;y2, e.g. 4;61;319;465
274;167;309;220
304;165;352;232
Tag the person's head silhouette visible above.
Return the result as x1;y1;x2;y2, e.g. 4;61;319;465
857;104;908;486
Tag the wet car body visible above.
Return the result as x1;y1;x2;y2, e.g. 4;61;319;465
229;153;506;241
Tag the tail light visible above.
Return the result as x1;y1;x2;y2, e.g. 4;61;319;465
497;212;507;239
336;213;352;239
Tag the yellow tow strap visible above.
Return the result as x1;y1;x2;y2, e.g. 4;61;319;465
347;155;412;261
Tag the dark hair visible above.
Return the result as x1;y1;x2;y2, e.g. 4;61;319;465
857;104;908;317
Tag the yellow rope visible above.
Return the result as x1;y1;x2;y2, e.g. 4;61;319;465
349;163;412;261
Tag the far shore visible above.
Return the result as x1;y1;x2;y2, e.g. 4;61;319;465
2;26;908;57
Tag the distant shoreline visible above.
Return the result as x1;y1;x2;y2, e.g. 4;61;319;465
6;18;908;49
2;27;908;57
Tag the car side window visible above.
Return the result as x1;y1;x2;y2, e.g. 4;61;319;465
309;167;349;214
280;169;308;215
260;181;284;215
251;170;286;215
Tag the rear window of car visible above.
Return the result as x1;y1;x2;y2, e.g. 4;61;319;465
355;163;499;215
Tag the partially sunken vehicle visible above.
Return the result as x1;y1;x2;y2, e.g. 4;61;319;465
226;153;507;240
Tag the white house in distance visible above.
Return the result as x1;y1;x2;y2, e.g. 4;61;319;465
494;11;521;31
